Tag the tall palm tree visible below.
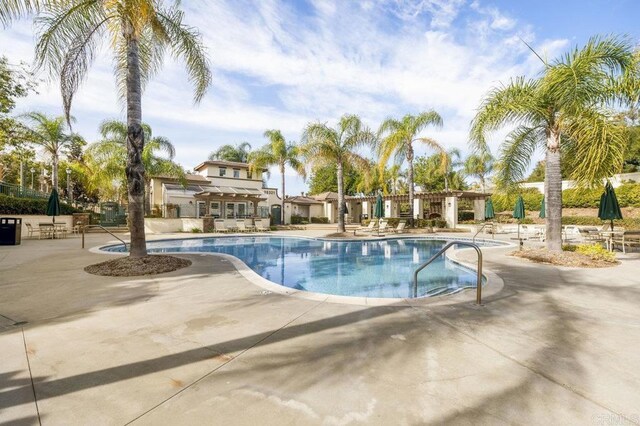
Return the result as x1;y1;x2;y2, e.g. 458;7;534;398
209;142;252;163
3;1;212;257
377;111;445;223
19;112;83;191
470;35;635;251
86;119;183;211
463;151;494;193
249;130;305;225
301;115;376;233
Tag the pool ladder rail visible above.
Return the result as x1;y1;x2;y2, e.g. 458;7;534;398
81;225;128;251
413;241;483;304
472;222;496;244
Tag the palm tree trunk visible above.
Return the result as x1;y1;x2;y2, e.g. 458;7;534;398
337;160;345;233
144;179;151;214
51;153;59;191
545;129;562;251
124;28;147;258
280;163;286;225
407;146;414;226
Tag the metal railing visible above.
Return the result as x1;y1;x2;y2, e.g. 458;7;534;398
0;181;50;199
413;241;483;304
81;225;128;251
473;222;495;243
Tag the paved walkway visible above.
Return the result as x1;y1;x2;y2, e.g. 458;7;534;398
1;231;639;425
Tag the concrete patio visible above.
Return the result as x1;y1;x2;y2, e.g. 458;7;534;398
1;231;639;425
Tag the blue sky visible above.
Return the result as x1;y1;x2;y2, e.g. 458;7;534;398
1;0;638;195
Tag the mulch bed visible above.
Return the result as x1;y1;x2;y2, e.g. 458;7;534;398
510;248;618;268
85;255;192;277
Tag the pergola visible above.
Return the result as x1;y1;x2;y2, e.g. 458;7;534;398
346;190;491;227
194;185;267;218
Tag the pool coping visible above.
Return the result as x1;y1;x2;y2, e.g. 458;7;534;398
91;234;511;307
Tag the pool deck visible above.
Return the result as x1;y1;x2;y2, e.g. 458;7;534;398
1;230;640;425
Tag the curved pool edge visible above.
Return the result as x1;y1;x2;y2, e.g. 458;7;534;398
90;233;511;307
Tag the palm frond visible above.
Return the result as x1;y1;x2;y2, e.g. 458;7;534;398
495;125;545;189
470;77;545;151
156;5;212;103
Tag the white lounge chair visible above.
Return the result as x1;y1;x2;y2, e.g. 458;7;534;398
356;220;377;234
236;220;254;233
25;223;40;239
392;221;407;234
255;219;270;232
214;219;230;233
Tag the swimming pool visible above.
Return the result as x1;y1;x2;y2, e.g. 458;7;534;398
102;236;494;299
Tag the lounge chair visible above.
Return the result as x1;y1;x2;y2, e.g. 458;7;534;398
392;221;407;234
213;219;230;233
355;220;377;234
376;221;389;235
236;220;254;233
255;219;270;232
562;225;583;243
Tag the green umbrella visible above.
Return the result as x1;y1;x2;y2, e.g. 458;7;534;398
598;181;623;230
46;188;61;224
484;198;495;220
374;192;384;219
539;197;545;219
513;195;526;248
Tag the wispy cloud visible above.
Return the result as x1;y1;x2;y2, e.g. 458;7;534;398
0;0;572;193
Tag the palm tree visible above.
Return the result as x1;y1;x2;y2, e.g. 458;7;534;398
377;112;445;223
209;142;252;163
463;151;494;193
4;1;212;257
470;36;635;251
86;119;183;211
249;130;305;225
301;115;376;233
19;112;83;191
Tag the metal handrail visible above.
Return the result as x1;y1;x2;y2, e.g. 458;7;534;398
473;221;495;243
81;225;128;251
413;241;483;304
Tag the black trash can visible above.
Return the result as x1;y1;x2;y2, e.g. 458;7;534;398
0;218;22;245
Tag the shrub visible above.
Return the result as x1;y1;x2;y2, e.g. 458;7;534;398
491;188;543;212
575;244;617;263
561;216;640;229
190;228;202;233
458;211;475;222
310;216;329;224
291;215;304;225
361;217;447;228
0;194;83;215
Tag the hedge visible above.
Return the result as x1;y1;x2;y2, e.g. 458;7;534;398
561;216;640;229
492;183;640;211
0;194;82;215
310;216;329;224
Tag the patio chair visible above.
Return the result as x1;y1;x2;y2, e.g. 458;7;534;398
24;223;40;239
236;220;253;233
38;223;54;239
376;221;389;235
562;225;583;243
213;219;230;233
392;221;407;234
612;230;640;254
355;220;377;234
255;219;270;232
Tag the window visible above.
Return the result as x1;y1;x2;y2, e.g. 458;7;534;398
233;169;240;178
219;167;226;177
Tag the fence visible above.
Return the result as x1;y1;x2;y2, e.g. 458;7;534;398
160;204;271;219
0;181;50;199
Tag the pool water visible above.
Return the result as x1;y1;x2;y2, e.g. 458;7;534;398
103;236;487;298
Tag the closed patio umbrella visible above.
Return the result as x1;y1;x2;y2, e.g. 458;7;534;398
598;181;623;231
513;195;525;248
46;188;61;224
484;198;495;220
539;197;545;219
374;191;384;235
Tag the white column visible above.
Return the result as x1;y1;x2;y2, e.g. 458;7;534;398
444;196;458;228
413;198;424;220
384;200;393;218
473;199;486;221
284;202;292;225
362;201;370;219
